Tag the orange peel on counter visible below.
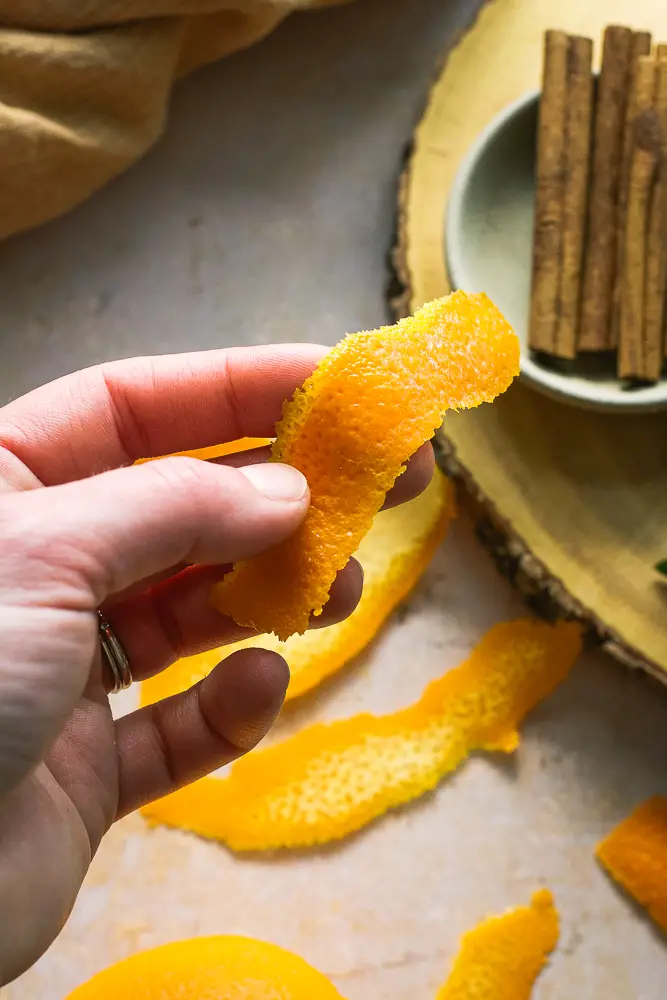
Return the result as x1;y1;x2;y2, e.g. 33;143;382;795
64;935;346;1000
65;894;559;1000
141;619;581;850
212;292;519;640
596;795;667;932
141;468;454;707
436;890;559;1000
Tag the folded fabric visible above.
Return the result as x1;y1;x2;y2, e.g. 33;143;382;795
0;1;339;241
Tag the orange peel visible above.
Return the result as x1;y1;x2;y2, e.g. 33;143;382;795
134;437;271;463
64;935;346;999
212;292;519;639
436;890;559;999
65;898;559;1000
141;619;581;850
596;795;667;933
141;468;454;707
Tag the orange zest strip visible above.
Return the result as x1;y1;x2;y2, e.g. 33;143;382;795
596;795;667;932
65;935;347;999
436;890;559;999
213;292;519;639
140;469;454;707
134;438;271;463
141;619;581;850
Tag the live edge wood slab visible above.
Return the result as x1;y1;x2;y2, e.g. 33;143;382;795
391;0;667;681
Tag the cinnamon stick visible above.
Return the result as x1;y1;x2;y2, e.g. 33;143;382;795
648;58;667;365
529;30;568;354
635;32;654;57
611;30;653;345
556;35;594;358
618;101;661;380
580;25;633;350
645;176;666;377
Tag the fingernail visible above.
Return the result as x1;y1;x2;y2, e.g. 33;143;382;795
239;463;308;502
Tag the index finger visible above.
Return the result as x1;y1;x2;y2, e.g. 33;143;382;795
0;344;326;486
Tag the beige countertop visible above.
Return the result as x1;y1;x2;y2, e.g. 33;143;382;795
3;1;667;996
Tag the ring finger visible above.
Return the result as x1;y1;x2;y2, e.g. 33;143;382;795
101;558;364;688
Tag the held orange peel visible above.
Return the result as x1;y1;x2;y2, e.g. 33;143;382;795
212;292;519;639
596;795;667;932
64;935;346;1000
140;468;454;706
141;619;581;850
436;890;559;999
65;893;558;1000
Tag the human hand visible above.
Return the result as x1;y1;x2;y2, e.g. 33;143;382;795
0;344;433;984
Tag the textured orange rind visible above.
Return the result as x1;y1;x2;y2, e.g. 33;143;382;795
213;292;519;639
64;935;346;999
142;619;581;850
597;795;667;933
436;890;559;999
141;469;454;707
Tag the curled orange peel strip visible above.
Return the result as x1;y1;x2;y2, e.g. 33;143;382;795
64;935;346;1000
596;795;667;932
140;468;454;707
436;890;559;1000
212;292;519;639
141;619;581;850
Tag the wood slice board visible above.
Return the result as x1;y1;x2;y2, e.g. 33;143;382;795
394;0;667;680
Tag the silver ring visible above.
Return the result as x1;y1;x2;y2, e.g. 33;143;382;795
98;611;132;693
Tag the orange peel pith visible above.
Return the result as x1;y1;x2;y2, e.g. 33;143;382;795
141;619;581;850
436;890;559;999
212;292;519;639
596;795;667;932
64;935;346;999
141;469;454;707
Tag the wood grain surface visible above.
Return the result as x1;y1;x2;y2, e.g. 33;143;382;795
395;0;667;679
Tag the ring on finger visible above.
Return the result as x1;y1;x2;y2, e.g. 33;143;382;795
98;611;133;693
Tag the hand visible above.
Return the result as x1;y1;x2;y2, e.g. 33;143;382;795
0;344;433;984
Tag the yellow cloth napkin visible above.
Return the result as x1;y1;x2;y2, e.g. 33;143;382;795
0;1;339;241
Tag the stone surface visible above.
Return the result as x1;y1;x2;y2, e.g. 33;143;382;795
4;1;667;997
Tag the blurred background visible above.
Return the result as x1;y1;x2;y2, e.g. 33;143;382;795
0;0;478;398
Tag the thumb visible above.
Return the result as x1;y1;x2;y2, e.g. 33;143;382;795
0;458;308;795
0;456;309;608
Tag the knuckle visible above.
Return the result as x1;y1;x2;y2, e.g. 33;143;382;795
149;588;186;664
0;494;42;564
145;455;217;498
0;492;98;605
144;456;241;523
147;703;181;790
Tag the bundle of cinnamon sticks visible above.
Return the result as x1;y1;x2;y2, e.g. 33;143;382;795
529;26;667;383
